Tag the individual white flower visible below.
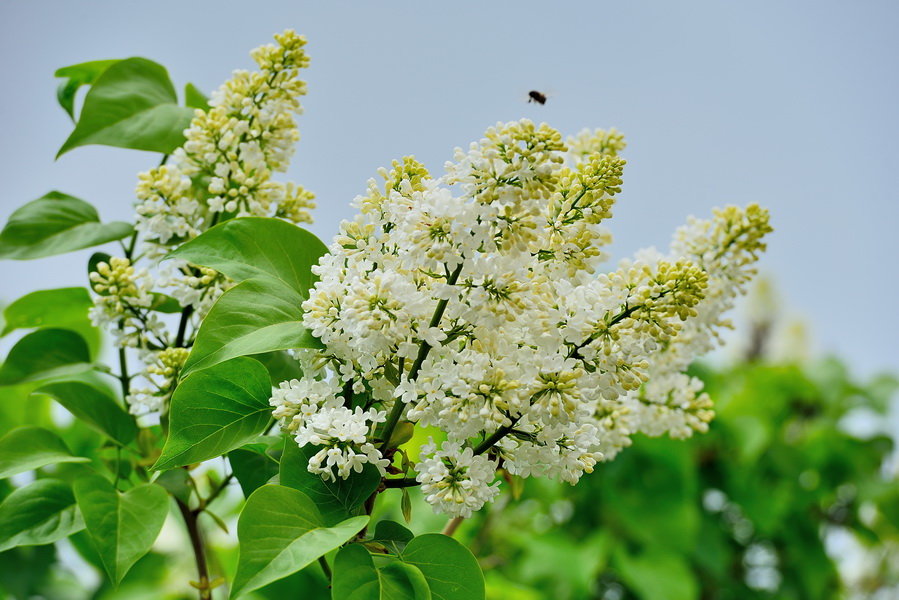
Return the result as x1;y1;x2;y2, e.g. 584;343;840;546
500;420;602;484
269;377;343;433
295;406;389;481
416;440;500;518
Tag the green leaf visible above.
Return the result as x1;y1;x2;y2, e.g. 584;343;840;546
371;521;414;555
229;447;280;498
2;287;90;336
154;357;272;470
332;544;431;600
0;544;56;599
253;350;305;386
54;59;120;120
58;57;194;157
0;192;132;260
0;479;85;552
184;82;210;110
182;278;321;377
167;217;328;292
280;439;381;526
169;219;327;377
33;380;137;445
232;484;369;598
380;562;431;600
74;475;169;585
0;426;89;479
153;469;192;504
332;544;380;600
0;328;92;386
1;287;101;356
401;534;485;600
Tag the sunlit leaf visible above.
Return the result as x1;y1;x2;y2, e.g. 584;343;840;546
54;59;120;120
154;357;272;470
58;57;194;156
0;192;131;260
232;484;368;598
0;479;84;552
0;328;92;386
181;278;321;377
34;380;137;445
280;439;380;526
74;475;169;585
1;287;100;355
167;217;327;293
0;426;89;479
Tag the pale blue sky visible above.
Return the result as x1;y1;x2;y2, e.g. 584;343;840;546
1;1;896;375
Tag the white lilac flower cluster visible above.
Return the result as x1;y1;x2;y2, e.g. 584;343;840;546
88;31;315;414
610;205;773;454
270;119;772;517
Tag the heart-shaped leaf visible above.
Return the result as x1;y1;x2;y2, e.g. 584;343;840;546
380;562;432;599
34;381;137;445
0;328;92;386
182;278;321;377
280;439;381;526
401;534;485;600
184;82;209;110
232;484;368;598
57;57;194;157
229;445;280;498
0;479;85;552
167;217;328;293
54;59;120;120
0;192;132;260
154;357;272;470
74;475;169;585
253;350;305;386
0;426;89;479
371;520;414;555
1;287;100;355
332;543;431;600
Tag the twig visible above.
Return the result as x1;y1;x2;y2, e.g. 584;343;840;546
383;477;419;488
318;556;332;582
199;472;234;511
380;263;463;452
442;516;464;537
174;305;194;348
176;498;212;600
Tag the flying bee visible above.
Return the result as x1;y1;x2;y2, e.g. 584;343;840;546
527;90;548;105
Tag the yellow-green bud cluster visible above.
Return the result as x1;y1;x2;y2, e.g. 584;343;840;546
604;204;773;456
93;31;322;416
566;127;627;162
90;257;139;300
146;347;190;380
